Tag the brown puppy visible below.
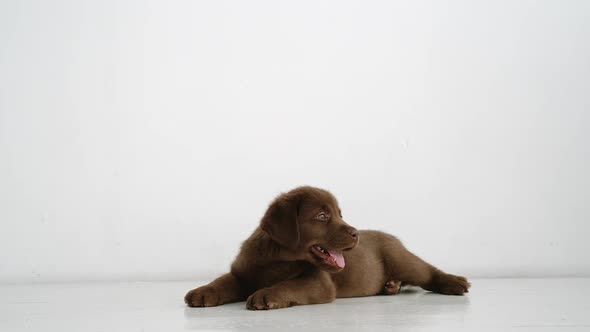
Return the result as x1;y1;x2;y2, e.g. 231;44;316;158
184;186;470;310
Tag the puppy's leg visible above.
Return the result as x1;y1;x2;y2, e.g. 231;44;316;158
246;270;336;310
185;273;249;307
382;236;471;295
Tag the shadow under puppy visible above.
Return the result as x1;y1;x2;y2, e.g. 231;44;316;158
185;186;470;310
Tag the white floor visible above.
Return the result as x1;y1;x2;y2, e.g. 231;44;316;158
0;278;588;331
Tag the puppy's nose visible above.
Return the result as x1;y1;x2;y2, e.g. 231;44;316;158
348;228;359;239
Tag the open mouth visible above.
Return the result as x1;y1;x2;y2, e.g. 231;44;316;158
310;245;346;269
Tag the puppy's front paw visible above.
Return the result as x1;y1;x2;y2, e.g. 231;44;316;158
432;273;471;295
246;288;291;310
184;286;221;307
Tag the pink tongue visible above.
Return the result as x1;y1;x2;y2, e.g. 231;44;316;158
326;249;345;268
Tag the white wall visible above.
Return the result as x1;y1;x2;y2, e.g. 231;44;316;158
1;0;589;283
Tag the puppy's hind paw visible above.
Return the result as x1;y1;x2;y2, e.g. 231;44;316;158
430;274;471;295
382;280;402;295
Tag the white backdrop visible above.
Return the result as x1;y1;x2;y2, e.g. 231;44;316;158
1;0;589;283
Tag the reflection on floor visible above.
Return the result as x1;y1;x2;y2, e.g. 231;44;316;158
1;278;589;331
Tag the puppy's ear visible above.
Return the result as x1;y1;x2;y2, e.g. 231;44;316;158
260;194;300;249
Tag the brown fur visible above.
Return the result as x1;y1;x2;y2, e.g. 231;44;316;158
184;186;470;310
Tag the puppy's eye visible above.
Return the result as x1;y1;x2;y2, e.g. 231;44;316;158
316;212;329;221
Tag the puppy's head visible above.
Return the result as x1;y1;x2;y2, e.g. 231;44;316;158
260;186;359;273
